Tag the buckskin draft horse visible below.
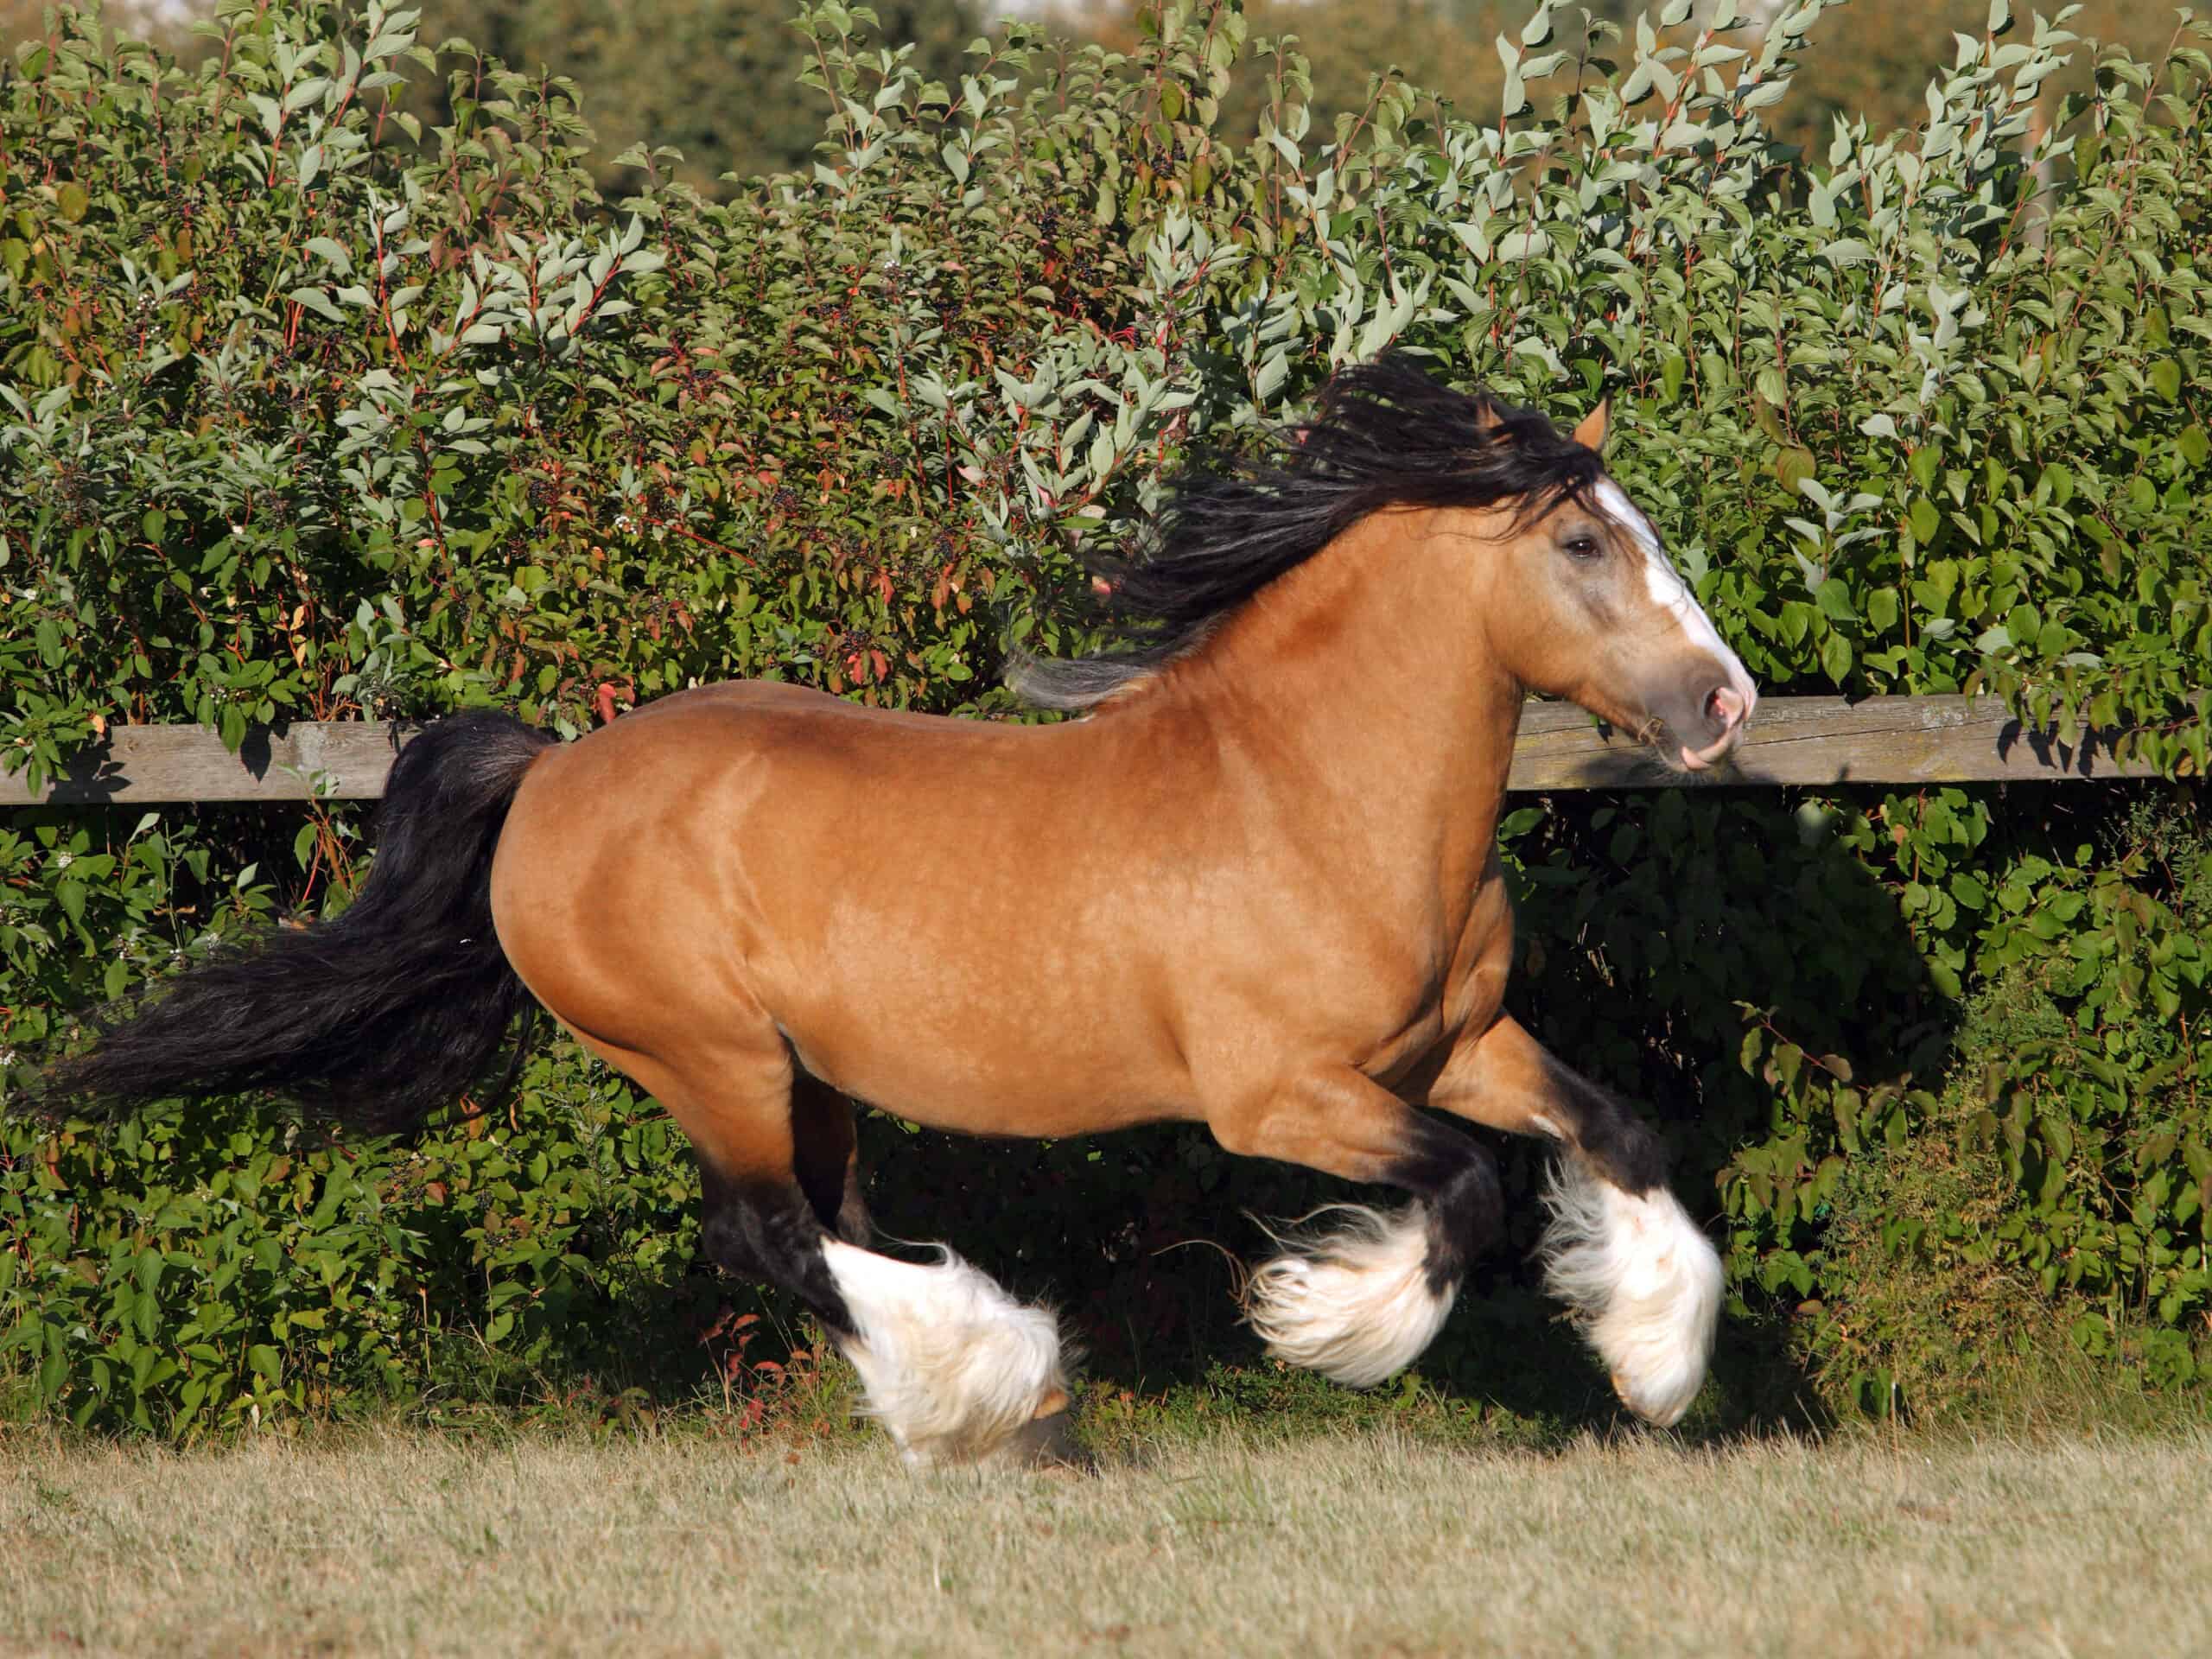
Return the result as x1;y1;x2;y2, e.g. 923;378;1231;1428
47;358;1758;1463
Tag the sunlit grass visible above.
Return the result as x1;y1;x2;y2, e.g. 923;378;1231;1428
4;1417;2207;1657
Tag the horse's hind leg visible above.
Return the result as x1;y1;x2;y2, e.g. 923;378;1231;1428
599;1034;1066;1465
1425;1014;1722;1427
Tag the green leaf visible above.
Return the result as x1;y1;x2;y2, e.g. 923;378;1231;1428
302;236;352;277
1818;630;1853;685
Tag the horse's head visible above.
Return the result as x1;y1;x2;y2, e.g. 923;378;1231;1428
1471;402;1758;773
1016;358;1756;773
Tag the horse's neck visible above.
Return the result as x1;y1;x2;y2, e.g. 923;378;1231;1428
1138;512;1523;886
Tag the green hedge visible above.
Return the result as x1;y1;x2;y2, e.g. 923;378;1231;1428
2;0;2207;1434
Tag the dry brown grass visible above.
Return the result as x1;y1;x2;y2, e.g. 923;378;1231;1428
2;1422;2207;1656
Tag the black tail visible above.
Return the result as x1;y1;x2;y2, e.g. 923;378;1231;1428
41;711;557;1135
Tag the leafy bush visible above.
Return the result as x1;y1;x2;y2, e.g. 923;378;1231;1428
2;0;2206;1432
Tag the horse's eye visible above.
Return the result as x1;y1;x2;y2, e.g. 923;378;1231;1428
1562;535;1601;560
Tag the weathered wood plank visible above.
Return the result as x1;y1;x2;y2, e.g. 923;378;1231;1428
0;696;2165;807
3;721;424;806
1506;694;2160;790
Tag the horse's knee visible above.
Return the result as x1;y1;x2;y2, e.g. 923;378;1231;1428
1205;1102;1269;1161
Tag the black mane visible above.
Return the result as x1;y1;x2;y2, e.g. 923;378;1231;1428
1012;355;1607;709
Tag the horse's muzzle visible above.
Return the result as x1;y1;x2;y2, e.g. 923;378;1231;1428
1677;682;1754;772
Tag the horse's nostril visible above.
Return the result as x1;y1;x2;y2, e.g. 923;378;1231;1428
1706;685;1746;734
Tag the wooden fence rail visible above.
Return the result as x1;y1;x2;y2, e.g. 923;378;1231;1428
0;696;2163;807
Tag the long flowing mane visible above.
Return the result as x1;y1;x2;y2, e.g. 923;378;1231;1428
1010;355;1608;710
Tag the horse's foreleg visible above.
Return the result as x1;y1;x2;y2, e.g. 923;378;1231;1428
1211;1069;1502;1387
1424;1014;1721;1427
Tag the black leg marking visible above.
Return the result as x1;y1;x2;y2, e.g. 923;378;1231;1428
700;1184;855;1337
1385;1113;1506;1296
1554;1068;1669;1196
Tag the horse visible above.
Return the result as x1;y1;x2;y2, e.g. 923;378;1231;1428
46;359;1757;1463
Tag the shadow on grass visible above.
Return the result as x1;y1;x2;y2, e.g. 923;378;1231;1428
844;1120;1835;1449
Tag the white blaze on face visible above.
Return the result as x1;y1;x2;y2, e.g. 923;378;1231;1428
1592;480;1758;713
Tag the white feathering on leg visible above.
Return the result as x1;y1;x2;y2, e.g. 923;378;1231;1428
1244;1205;1456;1388
1540;1154;1723;1427
820;1240;1069;1466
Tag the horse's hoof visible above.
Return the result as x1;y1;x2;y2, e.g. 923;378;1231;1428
822;1241;1070;1466
1244;1205;1455;1388
1541;1161;1721;1429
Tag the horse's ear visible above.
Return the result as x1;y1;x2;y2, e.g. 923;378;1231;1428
1572;399;1611;453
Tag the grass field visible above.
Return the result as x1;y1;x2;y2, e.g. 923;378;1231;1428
4;1417;2208;1658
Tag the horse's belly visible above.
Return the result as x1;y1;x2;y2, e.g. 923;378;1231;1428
765;953;1201;1138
